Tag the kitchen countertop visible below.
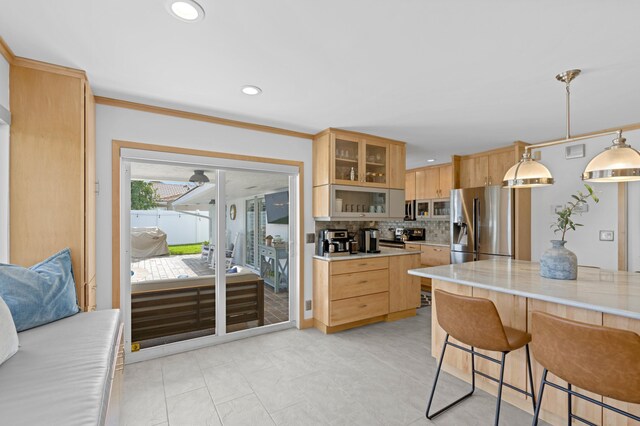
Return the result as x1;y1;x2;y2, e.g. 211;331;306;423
403;241;449;247
409;258;640;320
314;247;421;262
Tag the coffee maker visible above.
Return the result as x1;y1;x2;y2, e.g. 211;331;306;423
317;229;353;257
359;228;380;253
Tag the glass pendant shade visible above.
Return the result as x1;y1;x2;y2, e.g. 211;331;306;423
582;139;640;182
503;155;554;188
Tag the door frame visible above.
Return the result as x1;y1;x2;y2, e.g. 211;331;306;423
112;140;309;352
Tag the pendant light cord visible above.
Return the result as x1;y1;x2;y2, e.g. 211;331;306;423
565;82;571;139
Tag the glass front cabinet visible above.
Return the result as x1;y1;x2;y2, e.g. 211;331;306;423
331;134;389;188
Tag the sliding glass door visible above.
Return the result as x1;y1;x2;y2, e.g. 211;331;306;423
120;148;298;360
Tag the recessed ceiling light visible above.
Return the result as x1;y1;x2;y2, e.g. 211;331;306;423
241;85;262;96
426;158;436;163
166;0;205;22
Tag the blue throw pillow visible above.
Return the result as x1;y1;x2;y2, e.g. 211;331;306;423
0;248;80;331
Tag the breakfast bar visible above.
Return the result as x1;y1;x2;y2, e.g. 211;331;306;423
409;259;640;426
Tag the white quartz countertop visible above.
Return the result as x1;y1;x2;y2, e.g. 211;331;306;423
409;259;640;320
314;247;421;262
403;241;449;247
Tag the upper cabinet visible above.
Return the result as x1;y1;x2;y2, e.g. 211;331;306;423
313;129;405;189
410;163;452;201
405;171;416;201
456;144;524;189
313;129;407;219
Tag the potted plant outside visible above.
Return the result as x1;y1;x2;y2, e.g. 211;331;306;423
540;184;599;280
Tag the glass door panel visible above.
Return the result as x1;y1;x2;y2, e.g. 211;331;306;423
331;185;388;218
364;142;388;186
226;170;291;333
334;137;360;184
128;162;216;350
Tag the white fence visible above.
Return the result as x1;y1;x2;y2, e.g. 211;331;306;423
131;209;210;245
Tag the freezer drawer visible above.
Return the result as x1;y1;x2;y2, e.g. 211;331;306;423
450;251;475;264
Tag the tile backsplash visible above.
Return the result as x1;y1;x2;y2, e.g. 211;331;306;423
315;219;450;244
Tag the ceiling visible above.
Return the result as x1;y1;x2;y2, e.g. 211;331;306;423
2;1;640;168
130;161;289;202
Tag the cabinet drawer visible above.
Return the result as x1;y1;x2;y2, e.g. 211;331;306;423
405;243;421;251
331;257;388;275
330;292;389;326
420;246;450;266
331;270;389;300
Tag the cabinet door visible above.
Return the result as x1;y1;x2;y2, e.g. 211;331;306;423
488;150;515;186
388;144;405;189
460;156;488;188
332;133;361;186
389;254;421;312
415;170;427;199
362;139;389;188
405;172;416;201
438;164;452;198
423;167;440;199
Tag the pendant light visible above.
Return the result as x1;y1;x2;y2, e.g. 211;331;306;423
504;69;640;188
582;132;640;182
189;170;210;183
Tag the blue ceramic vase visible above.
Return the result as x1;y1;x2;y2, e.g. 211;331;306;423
540;240;577;280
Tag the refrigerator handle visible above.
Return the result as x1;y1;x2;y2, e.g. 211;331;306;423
473;197;479;254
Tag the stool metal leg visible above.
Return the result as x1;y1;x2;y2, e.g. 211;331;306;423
525;344;536;413
494;352;507;426
426;334;475;420
532;368;548;426
567;383;572;426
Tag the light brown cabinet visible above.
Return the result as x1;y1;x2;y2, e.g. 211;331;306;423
410;163;452;201
313;129;406;189
458;148;518;189
313;254;421;333
10;61;96;311
405;171;416;201
405;244;450;293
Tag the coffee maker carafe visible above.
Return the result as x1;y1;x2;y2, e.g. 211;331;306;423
359;228;380;253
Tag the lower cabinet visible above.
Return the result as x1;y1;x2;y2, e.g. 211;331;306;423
405;244;450;293
313;254;421;333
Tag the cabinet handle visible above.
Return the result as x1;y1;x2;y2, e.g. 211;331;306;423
359;304;368;308
358;280;367;284
484;176;488;186
434;248;442;252
359;214;365;217
488;176;492;185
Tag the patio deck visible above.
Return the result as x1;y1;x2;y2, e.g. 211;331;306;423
130;254;289;327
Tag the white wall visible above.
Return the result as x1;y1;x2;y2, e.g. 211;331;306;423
95;105;314;320
131;209;210;245
0;55;10;263
530;131;640;270
628;181;640;273
0;55;9;110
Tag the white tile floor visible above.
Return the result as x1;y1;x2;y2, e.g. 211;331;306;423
122;308;543;426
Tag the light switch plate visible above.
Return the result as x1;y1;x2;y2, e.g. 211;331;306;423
599;230;614;241
306;233;315;244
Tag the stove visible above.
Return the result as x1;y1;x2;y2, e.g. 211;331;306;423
379;227;426;249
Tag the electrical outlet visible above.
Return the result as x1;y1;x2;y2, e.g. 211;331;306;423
599;230;614;241
552;205;564;214
306;233;315;244
305;300;312;311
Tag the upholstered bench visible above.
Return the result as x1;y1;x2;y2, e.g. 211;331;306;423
0;310;123;426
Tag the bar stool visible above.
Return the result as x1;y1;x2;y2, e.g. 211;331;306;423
531;312;640;425
426;289;537;425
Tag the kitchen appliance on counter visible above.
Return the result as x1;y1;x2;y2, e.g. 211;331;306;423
380;227;426;249
450;185;514;264
359;228;381;253
317;229;353;257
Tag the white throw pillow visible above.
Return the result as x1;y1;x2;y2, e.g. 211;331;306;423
0;296;19;365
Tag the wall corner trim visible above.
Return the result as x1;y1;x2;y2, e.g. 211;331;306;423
0;36;15;63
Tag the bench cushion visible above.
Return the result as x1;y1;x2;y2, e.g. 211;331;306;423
0;309;120;426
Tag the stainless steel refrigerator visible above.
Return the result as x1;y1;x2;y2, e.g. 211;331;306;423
450;185;514;264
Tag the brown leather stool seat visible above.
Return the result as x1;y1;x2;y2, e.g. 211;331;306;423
426;289;537;425
531;311;640;425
